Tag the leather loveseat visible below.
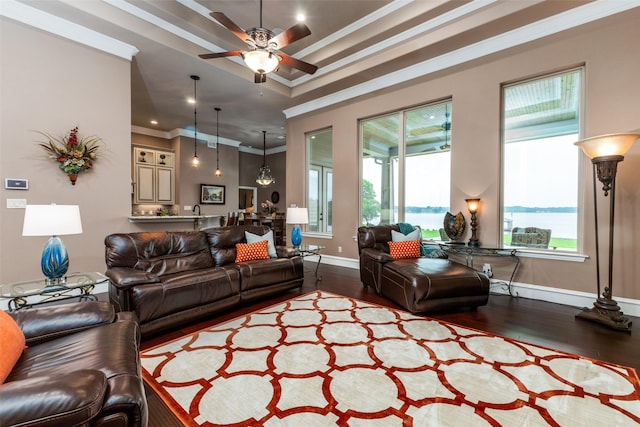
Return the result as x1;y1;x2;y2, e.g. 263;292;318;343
0;301;147;426
358;224;490;313
105;225;303;337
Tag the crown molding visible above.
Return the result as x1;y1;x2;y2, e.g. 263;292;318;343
0;0;138;60
131;125;242;148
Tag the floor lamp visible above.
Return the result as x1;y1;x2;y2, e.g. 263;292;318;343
574;133;639;332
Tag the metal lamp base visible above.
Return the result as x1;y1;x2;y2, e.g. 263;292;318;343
576;298;632;332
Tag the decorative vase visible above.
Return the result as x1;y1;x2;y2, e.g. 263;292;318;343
69;173;78;185
443;211;466;243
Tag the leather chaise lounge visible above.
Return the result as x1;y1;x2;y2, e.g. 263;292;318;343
105;225;304;337
357;224;490;313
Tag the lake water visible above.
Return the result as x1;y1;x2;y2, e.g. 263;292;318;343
402;212;577;239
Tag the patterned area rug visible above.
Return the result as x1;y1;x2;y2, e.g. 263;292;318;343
141;291;640;426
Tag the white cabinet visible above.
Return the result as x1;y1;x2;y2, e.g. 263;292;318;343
133;147;174;204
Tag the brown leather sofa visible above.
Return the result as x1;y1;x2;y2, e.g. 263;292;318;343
105;225;303;337
358;224;490;313
0;301;147;426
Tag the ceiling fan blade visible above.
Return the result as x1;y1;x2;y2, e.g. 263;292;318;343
278;54;318;75
211;12;248;43
199;50;244;60
254;73;267;84
269;23;311;49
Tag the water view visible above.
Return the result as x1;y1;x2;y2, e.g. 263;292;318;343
404;212;577;240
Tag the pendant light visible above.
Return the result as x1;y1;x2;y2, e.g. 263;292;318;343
214;107;222;177
191;75;200;167
440;103;451;151
256;130;275;187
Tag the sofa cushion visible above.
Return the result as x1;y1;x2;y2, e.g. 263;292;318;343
236;240;270;262
245;230;277;258
0;311;25;384
388;240;421;259
105;231;214;274
391;228;421;242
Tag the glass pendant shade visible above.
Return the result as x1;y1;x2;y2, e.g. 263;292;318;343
256;130;274;186
243;50;279;74
256;165;274;187
22;204;83;283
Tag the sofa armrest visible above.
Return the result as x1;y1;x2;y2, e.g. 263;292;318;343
276;246;298;258
10;301;116;345
360;247;394;263
106;267;160;290
0;369;107;427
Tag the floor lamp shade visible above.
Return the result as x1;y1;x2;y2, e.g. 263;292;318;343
22;204;83;282
286;207;309;248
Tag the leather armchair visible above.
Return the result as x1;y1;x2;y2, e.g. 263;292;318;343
1;302;147;427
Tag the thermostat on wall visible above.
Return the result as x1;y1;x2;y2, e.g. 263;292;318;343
5;178;29;190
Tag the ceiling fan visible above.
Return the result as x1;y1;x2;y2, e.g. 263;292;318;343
199;0;318;83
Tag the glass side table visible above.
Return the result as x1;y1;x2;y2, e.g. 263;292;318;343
291;245;325;279
439;243;520;296
0;272;107;311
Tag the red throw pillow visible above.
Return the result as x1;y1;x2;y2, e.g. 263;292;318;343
236;240;270;263
388;240;421;259
0;310;26;384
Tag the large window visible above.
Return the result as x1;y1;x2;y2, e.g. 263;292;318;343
307;128;332;233
361;100;452;238
502;68;583;250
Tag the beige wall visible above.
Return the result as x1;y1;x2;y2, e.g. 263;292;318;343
1;19;134;283
286;10;640;299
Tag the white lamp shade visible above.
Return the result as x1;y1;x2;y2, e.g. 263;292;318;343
286;207;309;225
243;50;280;74
574;133;640;159
22;204;83;236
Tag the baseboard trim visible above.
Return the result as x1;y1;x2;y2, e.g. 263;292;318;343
312;256;640;318
490;280;640;318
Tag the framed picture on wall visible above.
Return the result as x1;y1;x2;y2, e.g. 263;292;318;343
201;184;225;204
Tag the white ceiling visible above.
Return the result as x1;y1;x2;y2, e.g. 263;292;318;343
3;0;638;150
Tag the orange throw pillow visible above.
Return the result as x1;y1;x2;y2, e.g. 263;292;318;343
0;310;26;384
388;240;421;259
236;240;270;263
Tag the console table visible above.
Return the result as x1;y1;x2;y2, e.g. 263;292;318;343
439;244;519;296
0;272;107;311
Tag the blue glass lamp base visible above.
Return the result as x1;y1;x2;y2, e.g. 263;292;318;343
291;225;302;249
41;236;69;284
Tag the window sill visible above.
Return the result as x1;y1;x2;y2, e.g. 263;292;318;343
302;232;334;240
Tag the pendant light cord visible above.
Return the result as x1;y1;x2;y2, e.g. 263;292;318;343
191;75;200;159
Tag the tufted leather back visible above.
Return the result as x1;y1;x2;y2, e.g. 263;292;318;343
104;231;214;275
204;225;271;266
357;224;401;254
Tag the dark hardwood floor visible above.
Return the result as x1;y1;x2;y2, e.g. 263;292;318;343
141;263;640;426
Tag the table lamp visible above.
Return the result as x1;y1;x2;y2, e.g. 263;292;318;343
22;204;83;284
286;207;309;249
465;198;480;247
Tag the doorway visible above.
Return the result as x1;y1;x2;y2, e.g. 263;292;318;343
239;186;257;213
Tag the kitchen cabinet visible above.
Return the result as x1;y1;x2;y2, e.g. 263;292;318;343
133;147;174;204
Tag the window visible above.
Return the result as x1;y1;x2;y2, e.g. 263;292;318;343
501;68;583;250
361;100;452;238
307;128;332;233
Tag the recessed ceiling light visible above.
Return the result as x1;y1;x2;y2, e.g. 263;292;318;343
187;98;195;104
296;13;305;22
150;120;158;125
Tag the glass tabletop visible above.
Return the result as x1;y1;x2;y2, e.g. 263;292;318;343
0;272;108;298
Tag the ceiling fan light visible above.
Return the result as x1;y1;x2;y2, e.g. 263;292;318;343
243;49;279;74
